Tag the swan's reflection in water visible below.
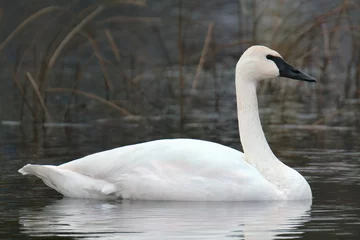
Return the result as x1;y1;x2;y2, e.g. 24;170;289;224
19;198;311;240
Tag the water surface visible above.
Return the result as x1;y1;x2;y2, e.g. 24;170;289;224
1;97;360;239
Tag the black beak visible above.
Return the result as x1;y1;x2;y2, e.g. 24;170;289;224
267;55;316;82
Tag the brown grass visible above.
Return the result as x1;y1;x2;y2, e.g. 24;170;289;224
1;0;359;127
26;72;52;122
47;88;133;116
105;29;121;63
177;0;185;129
0;6;67;54
48;5;105;68
191;22;214;94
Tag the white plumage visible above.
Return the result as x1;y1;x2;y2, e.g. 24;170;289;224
19;45;314;201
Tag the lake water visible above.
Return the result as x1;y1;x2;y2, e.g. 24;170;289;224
1;95;360;240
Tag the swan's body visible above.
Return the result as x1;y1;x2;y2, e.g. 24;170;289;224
19;46;315;201
20;139;308;201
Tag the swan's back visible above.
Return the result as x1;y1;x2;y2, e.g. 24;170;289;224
61;139;246;179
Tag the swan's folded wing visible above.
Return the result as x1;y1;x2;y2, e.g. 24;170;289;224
19;164;119;199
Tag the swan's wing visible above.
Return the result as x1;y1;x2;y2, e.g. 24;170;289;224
18;164;118;199
59;139;280;200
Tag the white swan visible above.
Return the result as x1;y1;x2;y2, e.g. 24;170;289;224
18;45;315;201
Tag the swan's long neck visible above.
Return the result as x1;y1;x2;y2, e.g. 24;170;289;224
235;72;287;182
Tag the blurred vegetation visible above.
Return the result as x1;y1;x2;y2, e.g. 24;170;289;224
0;0;359;126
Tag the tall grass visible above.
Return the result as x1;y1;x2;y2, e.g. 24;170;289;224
0;0;359;129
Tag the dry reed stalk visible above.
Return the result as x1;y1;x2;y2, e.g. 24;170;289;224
11;8;69;123
312;108;344;125
191;22;214;93
49;3;99;50
78;33;114;66
0;6;66;54
251;0;269;44
297;47;318;66
48;5;104;68
112;0;147;6
355;54;360;98
277;2;354;56
94;51;113;66
343;7;359;98
178;0;185;128
269;1;302;46
318;5;346;84
83;51;101;66
237;0;243;46
10;7;67;76
213;65;219;112
131;73;145;84
98;16;160;25
63;62;82;123
322;24;330;59
1;57;36;118
252;0;257;43
80;43;131;96
214;40;252;53
105;29;121;62
152;26;172;65
88;37;114;99
26;72;52;122
46;88;134;116
120;72;164;110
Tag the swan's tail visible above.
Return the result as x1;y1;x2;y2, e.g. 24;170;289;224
18;164;119;199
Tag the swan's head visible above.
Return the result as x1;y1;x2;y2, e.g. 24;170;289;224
236;45;316;82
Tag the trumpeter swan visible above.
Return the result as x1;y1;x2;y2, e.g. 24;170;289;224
19;45;315;201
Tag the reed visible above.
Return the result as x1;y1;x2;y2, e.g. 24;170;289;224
191;22;214;94
26;72;52;122
47;88;133;116
1;0;359;128
177;0;185;130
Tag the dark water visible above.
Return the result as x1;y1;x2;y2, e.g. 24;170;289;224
1;96;360;240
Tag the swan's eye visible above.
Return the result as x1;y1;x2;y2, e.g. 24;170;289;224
266;55;273;60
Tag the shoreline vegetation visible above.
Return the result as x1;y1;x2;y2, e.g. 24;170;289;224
0;0;359;132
